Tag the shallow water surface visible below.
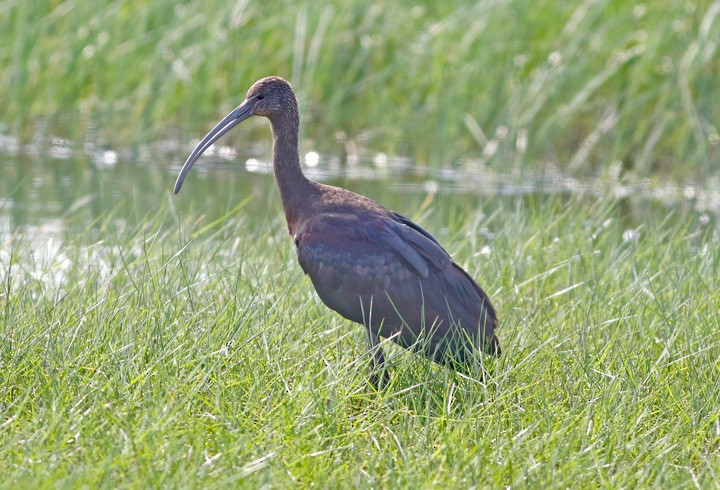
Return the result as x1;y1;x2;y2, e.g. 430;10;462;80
1;139;717;260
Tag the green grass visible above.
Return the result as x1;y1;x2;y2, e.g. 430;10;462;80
1;0;719;486
1;192;718;487
1;0;719;178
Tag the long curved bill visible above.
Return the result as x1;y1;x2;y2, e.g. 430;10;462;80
174;97;258;194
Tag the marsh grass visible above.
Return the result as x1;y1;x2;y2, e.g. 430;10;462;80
1;191;718;487
1;0;719;485
1;0;719;178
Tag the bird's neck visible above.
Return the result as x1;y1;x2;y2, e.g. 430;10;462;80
270;117;317;234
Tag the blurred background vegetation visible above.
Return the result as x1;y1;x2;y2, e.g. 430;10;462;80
1;0;718;179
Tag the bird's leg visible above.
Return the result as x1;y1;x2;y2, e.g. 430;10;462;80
366;328;390;388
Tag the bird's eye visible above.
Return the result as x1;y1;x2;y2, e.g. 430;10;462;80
257;94;265;100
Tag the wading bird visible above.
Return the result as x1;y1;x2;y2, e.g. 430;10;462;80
174;77;500;385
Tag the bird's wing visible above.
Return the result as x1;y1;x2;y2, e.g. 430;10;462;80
292;212;425;326
295;211;452;282
392;211;496;322
294;210;499;357
387;212;453;271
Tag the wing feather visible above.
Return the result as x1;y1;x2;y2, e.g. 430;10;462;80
293;210;499;361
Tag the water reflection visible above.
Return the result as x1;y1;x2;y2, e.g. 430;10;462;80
1;145;719;249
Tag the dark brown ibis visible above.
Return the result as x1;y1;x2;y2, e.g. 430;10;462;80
174;76;500;385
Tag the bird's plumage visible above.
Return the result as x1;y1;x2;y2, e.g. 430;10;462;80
293;193;499;364
175;76;500;383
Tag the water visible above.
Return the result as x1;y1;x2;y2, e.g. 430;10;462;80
1;133;718;253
